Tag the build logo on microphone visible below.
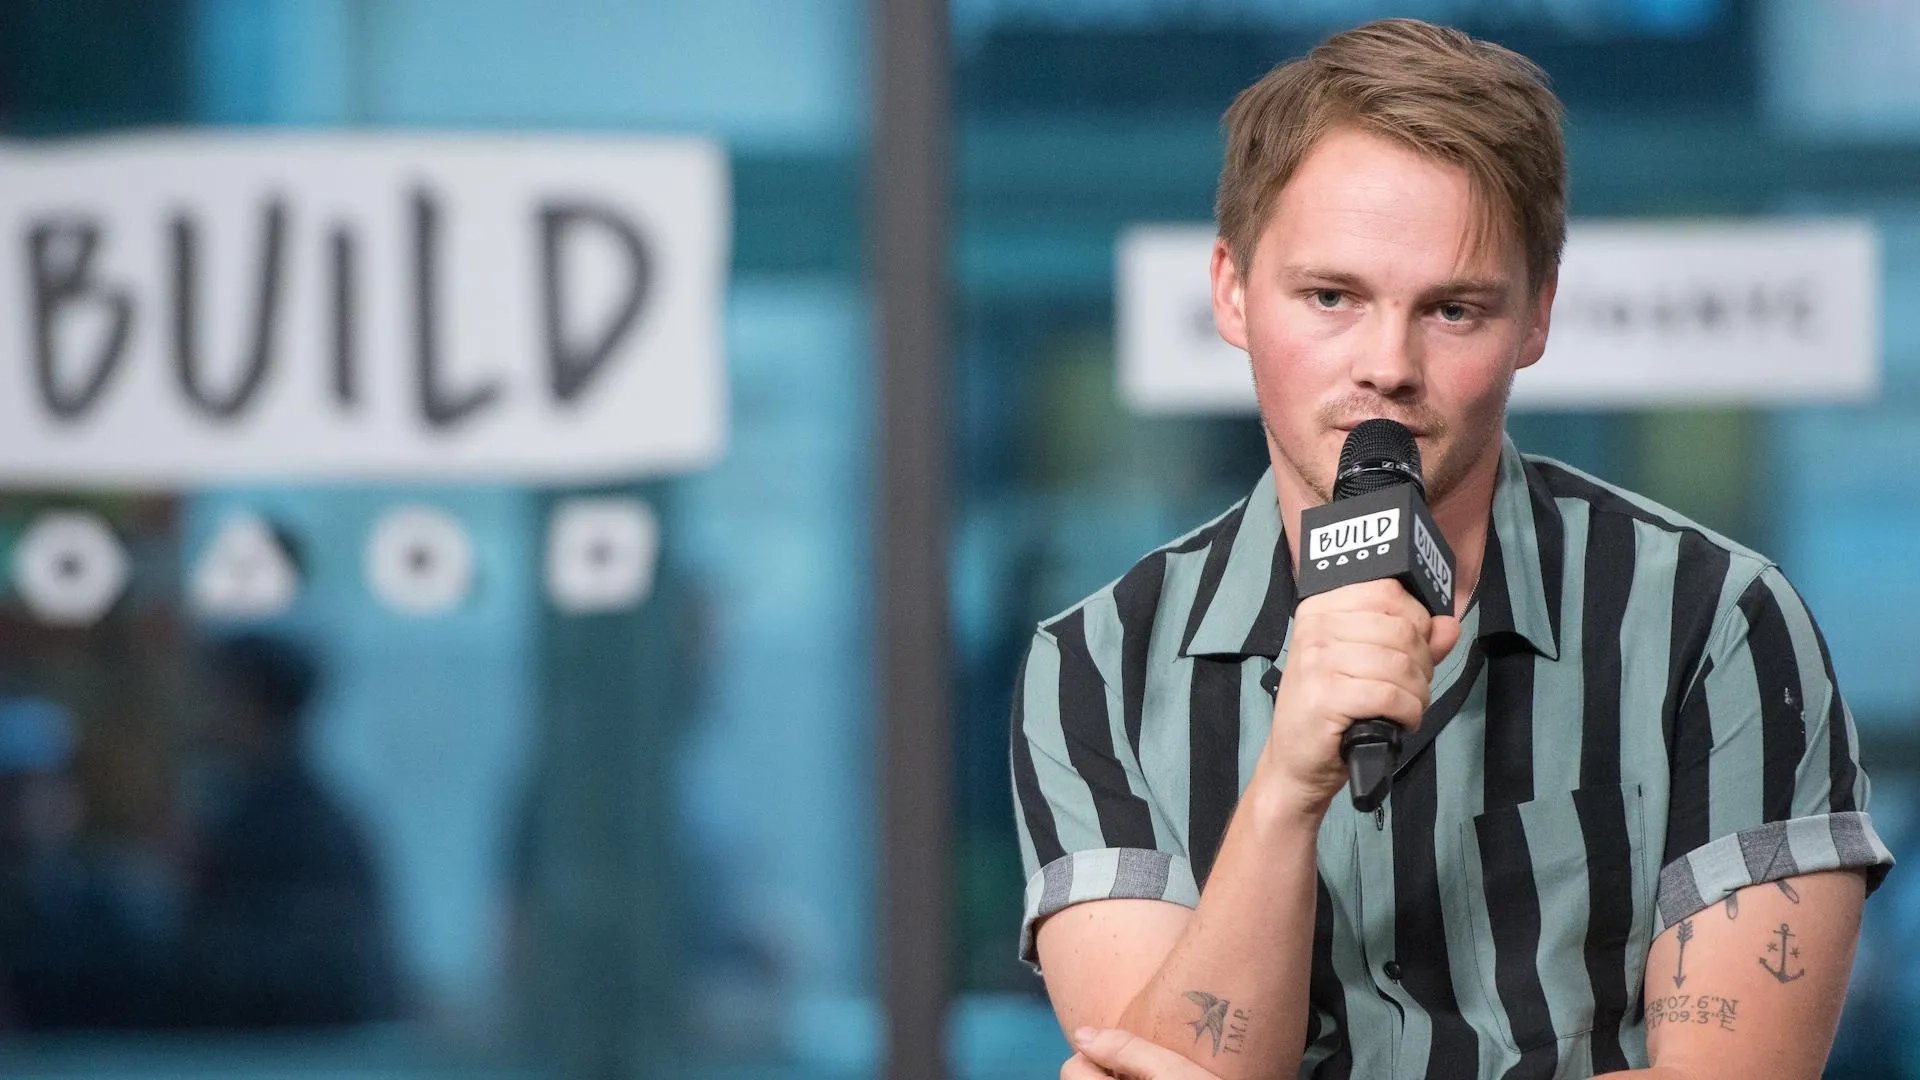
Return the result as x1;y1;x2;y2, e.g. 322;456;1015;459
1413;515;1453;600
1308;509;1399;570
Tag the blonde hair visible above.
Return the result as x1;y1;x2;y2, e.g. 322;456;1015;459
1215;18;1566;293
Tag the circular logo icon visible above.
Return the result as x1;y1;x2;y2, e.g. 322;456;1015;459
366;505;475;616
13;512;129;627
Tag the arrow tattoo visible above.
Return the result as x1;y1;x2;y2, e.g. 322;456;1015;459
1673;919;1694;988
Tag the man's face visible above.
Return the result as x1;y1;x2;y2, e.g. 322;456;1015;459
1211;127;1555;511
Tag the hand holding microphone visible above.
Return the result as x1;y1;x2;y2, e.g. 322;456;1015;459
1265;420;1461;816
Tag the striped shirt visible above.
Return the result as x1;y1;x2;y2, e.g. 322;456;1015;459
1011;435;1892;1080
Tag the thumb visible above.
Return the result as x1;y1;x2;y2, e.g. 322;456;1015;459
1074;1027;1213;1078
1074;1027;1148;1077
1428;613;1462;663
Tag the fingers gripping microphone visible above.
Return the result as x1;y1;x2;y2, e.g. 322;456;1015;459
1294;420;1456;813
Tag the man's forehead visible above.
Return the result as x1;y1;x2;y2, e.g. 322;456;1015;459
1259;208;1524;293
1259;128;1525;285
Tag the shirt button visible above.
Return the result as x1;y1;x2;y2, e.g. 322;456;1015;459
1383;960;1403;981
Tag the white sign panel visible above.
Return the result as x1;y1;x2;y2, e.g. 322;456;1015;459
1117;226;1257;413
1118;219;1879;412
0;132;729;485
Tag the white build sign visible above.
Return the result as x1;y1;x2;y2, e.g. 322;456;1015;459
0;133;729;484
1118;220;1880;412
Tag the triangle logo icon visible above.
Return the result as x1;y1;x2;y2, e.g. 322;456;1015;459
190;513;300;620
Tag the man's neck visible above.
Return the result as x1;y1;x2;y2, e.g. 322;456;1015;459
1273;436;1503;619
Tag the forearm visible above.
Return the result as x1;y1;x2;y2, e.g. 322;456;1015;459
1115;770;1322;1080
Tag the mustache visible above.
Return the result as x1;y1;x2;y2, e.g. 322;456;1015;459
1314;396;1447;440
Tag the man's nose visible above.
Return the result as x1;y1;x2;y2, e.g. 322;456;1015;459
1349;311;1423;397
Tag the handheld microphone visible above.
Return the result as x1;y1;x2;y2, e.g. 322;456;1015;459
1294;419;1456;813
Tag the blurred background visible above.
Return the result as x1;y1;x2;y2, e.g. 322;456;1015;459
1;0;1918;1077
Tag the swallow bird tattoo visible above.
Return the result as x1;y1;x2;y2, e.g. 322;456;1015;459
1184;991;1231;1054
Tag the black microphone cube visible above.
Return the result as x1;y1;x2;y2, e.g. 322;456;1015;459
1296;484;1455;617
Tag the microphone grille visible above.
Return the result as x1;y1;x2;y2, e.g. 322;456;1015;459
1334;419;1423;499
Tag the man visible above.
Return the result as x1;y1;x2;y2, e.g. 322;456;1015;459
1011;18;1891;1080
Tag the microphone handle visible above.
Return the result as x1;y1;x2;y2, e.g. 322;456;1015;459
1340;718;1401;813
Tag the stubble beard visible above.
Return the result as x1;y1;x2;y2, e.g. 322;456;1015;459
1261;375;1515;507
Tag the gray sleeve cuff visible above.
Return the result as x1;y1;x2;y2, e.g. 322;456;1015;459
1654;810;1894;934
1019;848;1200;972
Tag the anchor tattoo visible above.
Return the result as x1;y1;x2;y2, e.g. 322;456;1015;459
1760;922;1806;983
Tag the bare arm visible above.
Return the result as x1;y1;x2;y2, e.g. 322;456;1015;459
1040;775;1322;1076
1060;872;1865;1080
1037;580;1461;1079
1593;870;1865;1080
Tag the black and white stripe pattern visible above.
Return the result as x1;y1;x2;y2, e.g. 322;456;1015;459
1011;436;1892;1079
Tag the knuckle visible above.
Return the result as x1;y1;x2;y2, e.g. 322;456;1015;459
1403;691;1427;727
1372;683;1406;717
1381;683;1421;720
1343;681;1390;718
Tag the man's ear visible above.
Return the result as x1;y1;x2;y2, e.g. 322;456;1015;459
1210;237;1249;351
1516;266;1557;371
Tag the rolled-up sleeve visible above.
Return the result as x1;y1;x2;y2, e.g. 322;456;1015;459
1010;617;1194;971
1654;563;1894;934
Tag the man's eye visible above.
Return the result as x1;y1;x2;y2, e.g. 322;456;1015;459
1438;303;1471;322
1314;289;1343;309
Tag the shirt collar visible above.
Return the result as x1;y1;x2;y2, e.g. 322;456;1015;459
1178;434;1562;662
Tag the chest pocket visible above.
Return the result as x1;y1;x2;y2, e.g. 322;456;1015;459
1460;782;1648;1053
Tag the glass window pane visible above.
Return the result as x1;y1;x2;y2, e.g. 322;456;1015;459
0;2;876;1077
